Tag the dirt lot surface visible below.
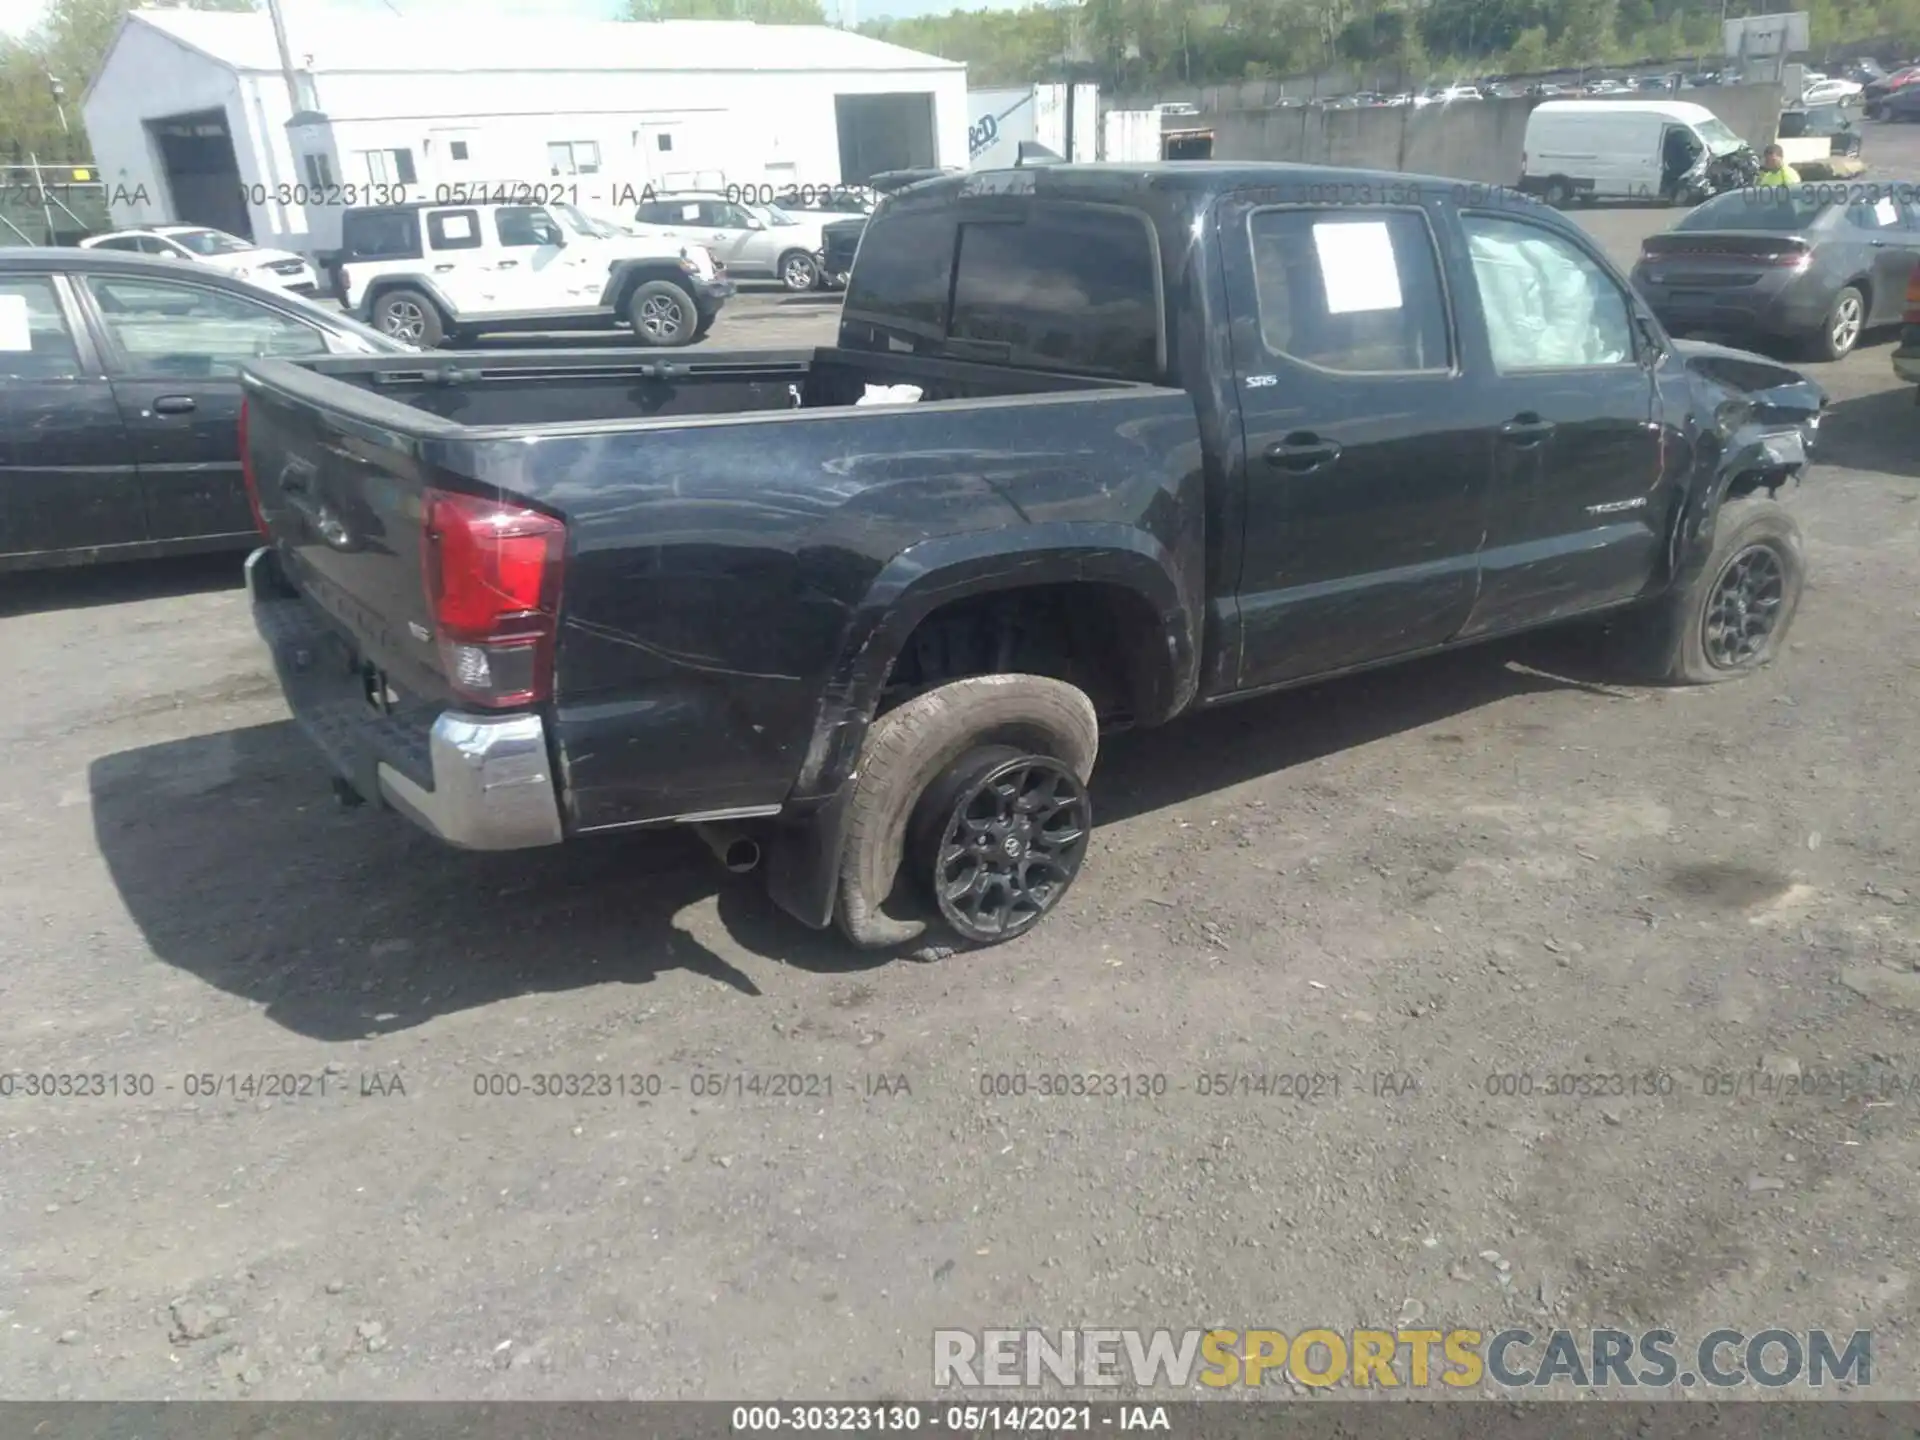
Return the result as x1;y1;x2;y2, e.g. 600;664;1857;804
5;143;1920;1405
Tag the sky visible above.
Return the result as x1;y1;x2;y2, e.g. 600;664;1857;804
0;0;1031;40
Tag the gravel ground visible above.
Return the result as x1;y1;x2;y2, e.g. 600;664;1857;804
4;140;1919;1405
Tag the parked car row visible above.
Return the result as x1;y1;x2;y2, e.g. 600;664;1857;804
1863;61;1920;116
1308;70;1740;109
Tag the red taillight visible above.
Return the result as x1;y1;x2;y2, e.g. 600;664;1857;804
420;488;566;709
1905;258;1920;322
238;397;269;538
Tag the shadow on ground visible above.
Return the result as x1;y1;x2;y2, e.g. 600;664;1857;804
92;639;1608;1040
0;551;247;619
1814;381;1920;477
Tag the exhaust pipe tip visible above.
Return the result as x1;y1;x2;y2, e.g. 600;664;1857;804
694;823;762;874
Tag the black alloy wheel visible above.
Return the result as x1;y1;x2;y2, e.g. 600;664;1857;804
1701;541;1788;670
914;747;1092;944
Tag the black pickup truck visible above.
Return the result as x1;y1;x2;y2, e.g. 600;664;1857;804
240;162;1827;950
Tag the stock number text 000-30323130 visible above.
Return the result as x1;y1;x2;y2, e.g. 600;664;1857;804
729;1406;1116;1433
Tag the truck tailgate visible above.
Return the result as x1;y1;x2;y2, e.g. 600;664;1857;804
241;358;467;706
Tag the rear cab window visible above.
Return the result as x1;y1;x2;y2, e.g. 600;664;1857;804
841;199;1164;383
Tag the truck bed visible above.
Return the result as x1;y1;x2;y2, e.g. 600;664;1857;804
240;343;1201;834
287;344;1141;429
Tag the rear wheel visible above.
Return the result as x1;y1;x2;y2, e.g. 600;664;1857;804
908;746;1092;945
626;280;697;347
1543;177;1574;207
1809;284;1865;361
832;674;1099;950
371;287;443;347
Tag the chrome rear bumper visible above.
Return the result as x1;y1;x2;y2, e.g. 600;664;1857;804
246;547;564;852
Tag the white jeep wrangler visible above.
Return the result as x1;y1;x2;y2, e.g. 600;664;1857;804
334;200;733;348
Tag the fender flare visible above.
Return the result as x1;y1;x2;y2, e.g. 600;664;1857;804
789;522;1200;805
599;260;697;311
1668;422;1804;586
357;274;460;325
761;523;1198;932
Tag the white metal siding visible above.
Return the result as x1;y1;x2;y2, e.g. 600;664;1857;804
83;16;968;255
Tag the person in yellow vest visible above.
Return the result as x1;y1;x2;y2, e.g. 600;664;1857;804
1755;145;1800;186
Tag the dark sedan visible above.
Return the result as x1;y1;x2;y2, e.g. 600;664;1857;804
1631;186;1920;361
1;246;408;573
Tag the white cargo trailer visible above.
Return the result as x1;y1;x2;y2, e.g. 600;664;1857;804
1101;109;1161;162
967;84;1098;168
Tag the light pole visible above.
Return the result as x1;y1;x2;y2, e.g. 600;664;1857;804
264;0;305;111
47;74;69;135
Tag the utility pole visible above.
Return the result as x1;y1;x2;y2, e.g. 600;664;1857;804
265;0;304;111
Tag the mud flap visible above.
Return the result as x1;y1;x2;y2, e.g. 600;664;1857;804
762;784;855;931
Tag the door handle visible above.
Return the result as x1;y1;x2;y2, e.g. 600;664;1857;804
1870;239;1890;248
1264;433;1342;471
495;259;519;269
433;262;456;272
1499;414;1556;444
150;395;196;415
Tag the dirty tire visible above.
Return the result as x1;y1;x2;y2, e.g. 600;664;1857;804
371;287;444;348
1607;496;1805;685
833;675;1099;950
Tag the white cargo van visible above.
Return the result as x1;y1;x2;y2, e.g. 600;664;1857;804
1519;100;1756;206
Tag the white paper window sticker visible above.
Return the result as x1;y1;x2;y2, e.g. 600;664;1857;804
1313;220;1403;314
437;213;474;240
679;203;701;222
0;293;32;351
1875;196;1898;226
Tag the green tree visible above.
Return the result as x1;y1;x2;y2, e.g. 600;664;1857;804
1420;0;1540;59
1503;23;1551;71
0;0;255;164
1550;0;1617;64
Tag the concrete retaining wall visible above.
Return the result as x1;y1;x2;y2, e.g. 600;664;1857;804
1190;83;1785;184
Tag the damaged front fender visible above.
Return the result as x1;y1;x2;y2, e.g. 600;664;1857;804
1665;337;1828;582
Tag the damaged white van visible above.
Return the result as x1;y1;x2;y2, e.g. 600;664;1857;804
1519;100;1759;206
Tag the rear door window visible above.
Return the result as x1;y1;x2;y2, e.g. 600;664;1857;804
1245;207;1451;373
947;205;1162;380
1846;196;1902;231
427;209;483;251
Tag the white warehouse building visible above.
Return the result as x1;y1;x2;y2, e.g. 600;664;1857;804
81;10;967;255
